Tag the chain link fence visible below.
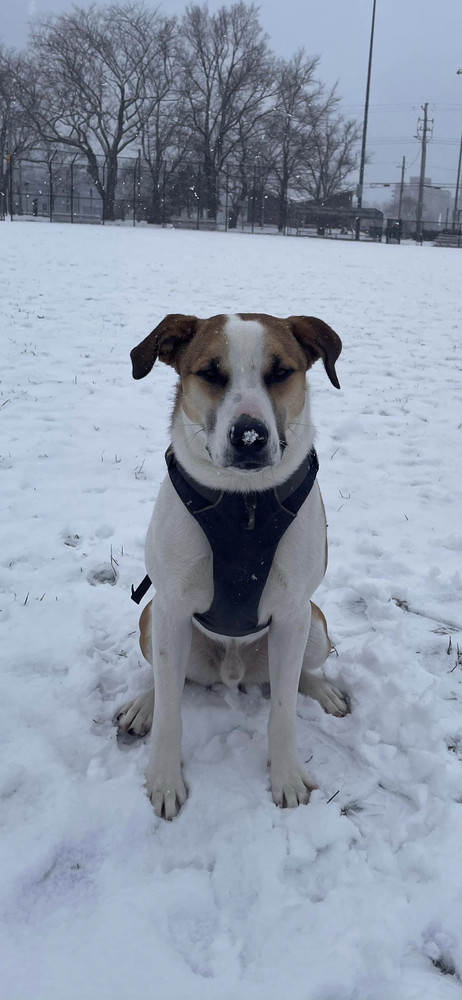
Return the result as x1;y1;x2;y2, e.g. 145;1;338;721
385;218;462;246
0;151;382;237
2;152;460;245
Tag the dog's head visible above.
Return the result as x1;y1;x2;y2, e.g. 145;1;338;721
131;313;341;488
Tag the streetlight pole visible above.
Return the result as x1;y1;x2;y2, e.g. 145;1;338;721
355;0;377;241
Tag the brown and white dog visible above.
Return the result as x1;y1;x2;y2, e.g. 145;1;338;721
116;313;348;819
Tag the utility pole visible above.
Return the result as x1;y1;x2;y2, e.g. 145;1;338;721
397;155;405;219
454;69;462;229
355;0;377;241
453;126;462;229
415;103;433;242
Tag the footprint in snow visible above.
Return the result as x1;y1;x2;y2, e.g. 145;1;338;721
63;533;81;547
87;563;118;586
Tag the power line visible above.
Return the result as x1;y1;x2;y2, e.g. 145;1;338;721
340;103;462;112
364;180;456;188
349;137;461;145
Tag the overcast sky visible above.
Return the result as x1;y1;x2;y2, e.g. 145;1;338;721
1;0;461;205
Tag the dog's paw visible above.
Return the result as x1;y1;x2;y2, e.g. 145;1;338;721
300;674;350;717
114;688;154;736
270;761;317;809
315;679;349;717
145;766;188;820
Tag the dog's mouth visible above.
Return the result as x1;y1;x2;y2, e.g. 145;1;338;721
231;459;268;471
230;440;286;471
206;447;270;471
205;440;287;472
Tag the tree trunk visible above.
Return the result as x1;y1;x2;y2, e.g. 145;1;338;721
85;151;104;216
277;176;288;232
0;169;6;216
104;157;118;221
228;204;239;229
228;176;249;229
147;172;162;224
203;158;218;220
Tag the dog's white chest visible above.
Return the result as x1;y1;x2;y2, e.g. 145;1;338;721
145;477;213;614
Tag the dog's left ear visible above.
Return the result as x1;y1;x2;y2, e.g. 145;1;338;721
288;316;342;389
131;314;198;379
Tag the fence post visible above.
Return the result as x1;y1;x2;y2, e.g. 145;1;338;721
49;159;53;223
225;166;229;232
8;154;13;221
162;160;167;226
196;163;201;230
70;157;76;222
251;162;256;234
138;149;141;225
102;162;105;224
133;158;136;227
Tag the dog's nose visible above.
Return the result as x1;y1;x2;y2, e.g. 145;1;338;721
229;415;269;451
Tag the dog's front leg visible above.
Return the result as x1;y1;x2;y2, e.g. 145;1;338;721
268;612;317;808
145;599;192;819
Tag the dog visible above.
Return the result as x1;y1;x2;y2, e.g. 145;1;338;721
116;313;348;819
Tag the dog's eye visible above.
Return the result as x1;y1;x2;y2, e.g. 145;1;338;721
196;363;228;388
265;365;294;385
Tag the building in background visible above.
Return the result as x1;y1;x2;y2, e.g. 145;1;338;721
388;176;452;224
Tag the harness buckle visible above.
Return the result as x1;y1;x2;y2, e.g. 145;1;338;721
243;496;257;531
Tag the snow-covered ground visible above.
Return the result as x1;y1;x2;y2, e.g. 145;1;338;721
1;223;462;1000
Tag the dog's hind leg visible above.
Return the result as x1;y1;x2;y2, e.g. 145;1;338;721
115;605;221;736
301;602;331;670
115;688;154;735
115;601;154;736
298;602;349;717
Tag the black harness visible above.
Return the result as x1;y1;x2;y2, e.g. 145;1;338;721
131;447;319;638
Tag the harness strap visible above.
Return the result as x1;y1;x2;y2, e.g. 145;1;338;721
130;574;152;605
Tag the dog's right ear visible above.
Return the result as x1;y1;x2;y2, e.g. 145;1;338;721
130;314;198;379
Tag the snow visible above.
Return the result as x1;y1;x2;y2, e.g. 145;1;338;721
1;222;462;1000
242;429;260;445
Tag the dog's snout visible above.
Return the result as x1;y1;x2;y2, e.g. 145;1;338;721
229;415;269;451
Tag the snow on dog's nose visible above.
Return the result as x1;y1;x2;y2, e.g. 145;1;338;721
228;415;269;468
229;415;268;450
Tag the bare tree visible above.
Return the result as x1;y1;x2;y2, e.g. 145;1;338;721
139;17;194;224
178;2;274;219
265;51;337;231
224;119;273;228
0;47;36;215
7;1;360;228
19;3;171;220
225;123;253;229
304;115;361;202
